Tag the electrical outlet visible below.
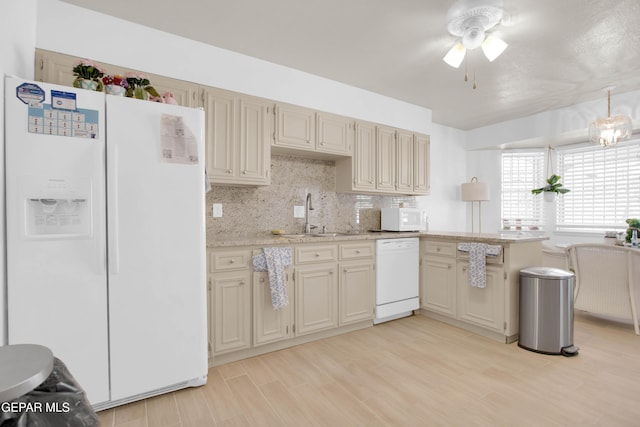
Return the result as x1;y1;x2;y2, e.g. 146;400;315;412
293;205;305;218
212;203;223;218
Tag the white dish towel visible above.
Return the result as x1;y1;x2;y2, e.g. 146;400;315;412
252;247;292;309
457;243;502;288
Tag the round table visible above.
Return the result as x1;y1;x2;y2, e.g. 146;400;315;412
0;344;54;402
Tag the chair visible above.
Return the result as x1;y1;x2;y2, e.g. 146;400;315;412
565;244;639;335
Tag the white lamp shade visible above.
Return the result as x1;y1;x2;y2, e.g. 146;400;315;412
461;181;490;201
481;34;508;62
443;42;466;68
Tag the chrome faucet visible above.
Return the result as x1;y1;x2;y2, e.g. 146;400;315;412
304;193;317;234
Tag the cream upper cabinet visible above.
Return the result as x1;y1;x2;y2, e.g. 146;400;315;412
274;104;316;151
335;121;376;193
316;111;353;156
414;133;431;194
396;130;414;192
337;124;431;196
35;49;198;107
273;103;354;158
203;88;271;186
376;125;397;192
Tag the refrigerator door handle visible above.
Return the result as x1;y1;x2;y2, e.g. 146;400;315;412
109;145;120;275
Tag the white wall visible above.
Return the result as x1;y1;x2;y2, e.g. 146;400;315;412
36;0;431;135
1;0;38;346
416;123;468;232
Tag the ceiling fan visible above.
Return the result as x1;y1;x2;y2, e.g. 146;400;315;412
443;0;508;69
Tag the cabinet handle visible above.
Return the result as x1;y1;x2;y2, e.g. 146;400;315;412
436;247;441;252
242;170;248;174
369;180;373;184
227;169;232;174
229;259;235;264
344;268;347;272
320;141;325;146
260;277;265;283
329;271;333;275
315;253;320;257
356;250;361;254
239;281;245;285
306;140;311;144
448;265;452;269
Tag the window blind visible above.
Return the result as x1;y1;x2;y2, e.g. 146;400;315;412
556;140;640;232
501;151;545;231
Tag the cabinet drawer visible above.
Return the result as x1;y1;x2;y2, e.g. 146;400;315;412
339;242;374;260
209;250;252;272
296;245;338;264
423;241;457;257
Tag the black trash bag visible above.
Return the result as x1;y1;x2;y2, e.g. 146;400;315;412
0;357;99;427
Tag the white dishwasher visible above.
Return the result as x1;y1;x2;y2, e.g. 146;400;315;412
375;237;420;324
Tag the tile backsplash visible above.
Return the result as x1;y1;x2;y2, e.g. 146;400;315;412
206;155;416;242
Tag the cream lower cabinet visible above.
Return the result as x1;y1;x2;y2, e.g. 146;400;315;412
420;237;544;343
208;249;253;356
294;264;339;335
253;271;293;347
293;244;339;336
339;242;375;325
208;241;375;366
420;255;456;318
457;263;504;333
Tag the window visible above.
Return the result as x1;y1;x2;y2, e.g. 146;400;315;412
556;139;640;232
501;151;545;231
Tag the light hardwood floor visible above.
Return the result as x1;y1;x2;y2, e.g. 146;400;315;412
97;313;640;426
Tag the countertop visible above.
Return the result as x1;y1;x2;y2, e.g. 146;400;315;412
208;230;548;248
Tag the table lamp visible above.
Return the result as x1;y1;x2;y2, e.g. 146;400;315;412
461;177;490;233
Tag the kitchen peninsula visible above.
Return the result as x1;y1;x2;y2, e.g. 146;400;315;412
207;231;546;366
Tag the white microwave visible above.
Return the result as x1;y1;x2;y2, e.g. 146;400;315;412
381;208;425;232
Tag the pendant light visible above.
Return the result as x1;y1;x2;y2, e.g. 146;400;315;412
588;87;632;147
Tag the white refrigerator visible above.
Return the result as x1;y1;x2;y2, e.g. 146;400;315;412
3;76;208;409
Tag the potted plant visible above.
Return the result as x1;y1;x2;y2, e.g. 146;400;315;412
72;59;105;91
531;174;570;202
102;74;129;96
124;72;159;100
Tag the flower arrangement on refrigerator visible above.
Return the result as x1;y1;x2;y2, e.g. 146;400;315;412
72;59;105;91
102;75;129;96
124;72;159;100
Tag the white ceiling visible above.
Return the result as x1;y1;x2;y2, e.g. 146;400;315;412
59;0;640;130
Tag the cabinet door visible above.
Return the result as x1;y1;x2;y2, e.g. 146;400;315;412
316;112;353;156
294;264;338;336
212;272;251;354
203;89;236;182
353;122;377;190
396;130;414;193
376;126;396;192
274;104;315;150
421;256;457;317
339;261;374;325
253;272;292;347
457;264;505;332
414;133;430;194
238;97;271;185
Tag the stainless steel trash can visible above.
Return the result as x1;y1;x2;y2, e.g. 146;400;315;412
519;267;579;356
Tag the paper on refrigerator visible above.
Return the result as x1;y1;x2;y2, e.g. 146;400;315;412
160;114;199;165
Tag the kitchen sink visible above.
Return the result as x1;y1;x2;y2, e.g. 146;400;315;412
276;232;351;238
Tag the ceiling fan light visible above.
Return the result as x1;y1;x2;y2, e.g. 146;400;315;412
588;115;632;147
443;42;466;68
481;34;508;61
